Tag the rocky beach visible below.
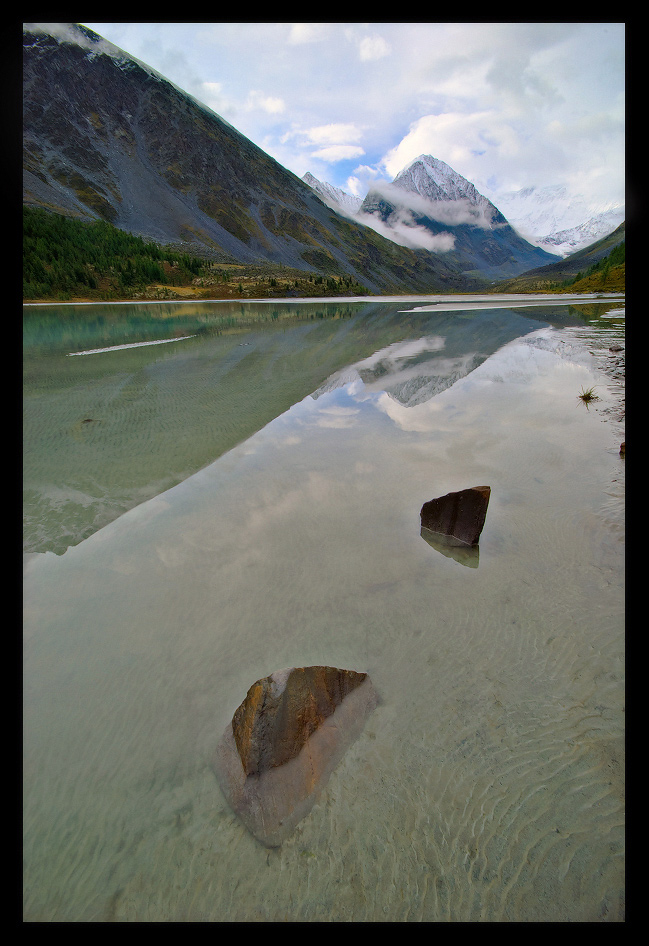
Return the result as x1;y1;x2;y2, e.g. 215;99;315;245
590;323;625;429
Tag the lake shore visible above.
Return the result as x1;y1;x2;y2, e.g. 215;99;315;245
588;327;625;425
23;290;625;308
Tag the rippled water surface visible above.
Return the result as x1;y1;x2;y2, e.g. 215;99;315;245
23;296;624;921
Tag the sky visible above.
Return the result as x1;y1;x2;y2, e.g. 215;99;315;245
80;22;625;221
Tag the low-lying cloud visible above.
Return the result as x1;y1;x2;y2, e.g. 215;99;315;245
367;181;499;230
355;207;456;253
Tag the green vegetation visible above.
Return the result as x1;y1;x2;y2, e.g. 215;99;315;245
561;241;625;291
23;206;204;301
577;385;600;404
23;206;371;302
491;234;625;294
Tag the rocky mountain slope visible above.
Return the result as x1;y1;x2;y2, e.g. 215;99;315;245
23;24;481;294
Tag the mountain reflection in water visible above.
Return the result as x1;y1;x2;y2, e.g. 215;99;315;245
24;297;603;556
23;296;625;922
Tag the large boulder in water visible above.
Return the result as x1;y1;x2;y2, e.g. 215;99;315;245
213;666;377;847
420;485;491;547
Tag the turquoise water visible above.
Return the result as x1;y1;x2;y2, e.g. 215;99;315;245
23;296;624;921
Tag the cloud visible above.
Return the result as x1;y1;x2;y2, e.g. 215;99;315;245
310;145;365;163
346;165;386;198
199;80;228;111
358;35;391;62
280;123;366;164
288;23;330;44
382;111;522;181
306;123;363;146
367;181;497;229
355;208;456;254
343;26;392;62
244;90;286;115
202;81;222;96
314;405;360;429
197;83;286;122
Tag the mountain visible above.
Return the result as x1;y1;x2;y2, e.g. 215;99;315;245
533;210;626;257
493;221;625;292
22;24;475;294
302;173;363;217
358;155;557;279
493;184;625;257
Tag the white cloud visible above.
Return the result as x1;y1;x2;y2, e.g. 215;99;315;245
199;80;228;112
346;165;386;198
346;177;364;198
382;111;522;182
279;123;366;164
244;90;286;115
355;208;456;253
358;35;391;62
288;23;330;44
315;405;360;429
306;123;363;145
311;145;365;163
367;181;497;229
202;80;222;96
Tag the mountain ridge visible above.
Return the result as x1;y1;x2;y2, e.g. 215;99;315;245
23;24;623;298
493;183;625;256
23;23;483;294
493;222;625;292
304;164;625;263
357;155;560;278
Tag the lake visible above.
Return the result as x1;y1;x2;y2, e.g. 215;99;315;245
23;294;625;921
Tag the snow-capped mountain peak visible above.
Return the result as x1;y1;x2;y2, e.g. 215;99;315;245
397;155;480;202
302;172;363;217
392;155;503;225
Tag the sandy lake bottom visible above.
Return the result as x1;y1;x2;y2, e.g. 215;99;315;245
23;297;624;921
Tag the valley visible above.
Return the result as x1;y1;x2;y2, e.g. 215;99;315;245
23;24;624;302
22;23;625;923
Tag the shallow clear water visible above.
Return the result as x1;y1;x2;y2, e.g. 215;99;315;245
23;296;624;921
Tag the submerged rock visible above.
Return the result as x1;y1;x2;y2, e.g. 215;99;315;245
213;666;377;847
420;485;491;547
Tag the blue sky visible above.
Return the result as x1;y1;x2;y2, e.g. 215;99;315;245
81;22;625;217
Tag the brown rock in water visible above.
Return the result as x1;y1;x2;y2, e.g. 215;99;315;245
420;485;491;547
213;666;377;847
232;666;368;777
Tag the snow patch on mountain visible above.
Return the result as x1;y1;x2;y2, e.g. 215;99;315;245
303;171;456;252
534;210;626;256
306;160;625;261
26;23;140;70
302;173;363;217
492;184;625;256
391;155;502;228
